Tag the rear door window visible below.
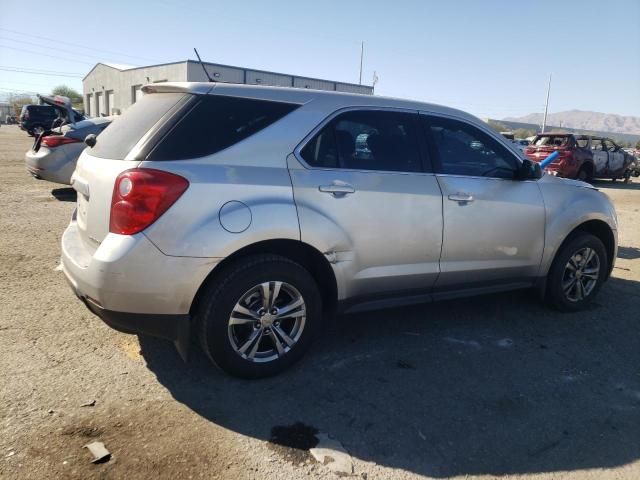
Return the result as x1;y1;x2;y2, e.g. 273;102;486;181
87;92;187;160
603;139;617;152
146;96;299;161
591;138;604;151
300;110;423;173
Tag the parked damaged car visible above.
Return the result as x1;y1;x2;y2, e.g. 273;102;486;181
524;133;634;182
62;83;618;378
25;95;111;185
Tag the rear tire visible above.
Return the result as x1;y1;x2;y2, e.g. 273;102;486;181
197;254;322;378
546;232;608;312
576;165;592;182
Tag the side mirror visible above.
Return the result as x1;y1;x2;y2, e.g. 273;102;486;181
84;134;97;148
518;158;543;180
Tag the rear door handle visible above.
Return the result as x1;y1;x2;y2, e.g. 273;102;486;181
448;192;474;203
319;184;355;197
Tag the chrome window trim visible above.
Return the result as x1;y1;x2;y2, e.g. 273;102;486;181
292;106;432;176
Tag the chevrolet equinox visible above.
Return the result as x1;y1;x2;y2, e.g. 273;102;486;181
62;83;618;377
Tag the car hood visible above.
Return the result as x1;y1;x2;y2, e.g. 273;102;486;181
539;173;597;190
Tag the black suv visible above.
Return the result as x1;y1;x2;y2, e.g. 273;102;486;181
19;105;84;136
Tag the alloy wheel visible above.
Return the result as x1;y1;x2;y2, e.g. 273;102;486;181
562;247;600;302
227;281;306;363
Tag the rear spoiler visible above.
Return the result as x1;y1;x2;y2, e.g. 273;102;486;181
141;82;215;95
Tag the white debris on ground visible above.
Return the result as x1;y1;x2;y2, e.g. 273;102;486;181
309;433;354;475
84;441;111;463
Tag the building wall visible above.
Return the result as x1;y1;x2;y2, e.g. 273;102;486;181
187;62;245;84
83;62;188;116
84;61;373;117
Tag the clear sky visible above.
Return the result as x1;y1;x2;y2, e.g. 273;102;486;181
1;0;639;119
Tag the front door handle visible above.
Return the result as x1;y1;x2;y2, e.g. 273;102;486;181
319;184;355;197
448;192;474;204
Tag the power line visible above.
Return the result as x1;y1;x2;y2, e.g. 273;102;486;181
0;66;83;78
0;87;39;94
0;44;94;65
0;27;158;63
0;36;134;64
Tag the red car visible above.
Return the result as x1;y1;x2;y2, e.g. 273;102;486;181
524;134;592;180
525;133;634;182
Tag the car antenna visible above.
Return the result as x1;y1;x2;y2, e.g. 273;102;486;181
193;48;215;82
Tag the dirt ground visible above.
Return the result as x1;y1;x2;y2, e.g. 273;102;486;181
1;124;639;480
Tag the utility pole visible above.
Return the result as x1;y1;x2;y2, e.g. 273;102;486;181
541;73;552;133
359;41;364;85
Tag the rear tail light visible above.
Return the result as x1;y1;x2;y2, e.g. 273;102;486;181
109;169;189;235
41;136;81;148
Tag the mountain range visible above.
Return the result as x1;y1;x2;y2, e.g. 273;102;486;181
503;110;640;135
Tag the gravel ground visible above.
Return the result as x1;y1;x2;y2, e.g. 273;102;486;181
1;124;639;479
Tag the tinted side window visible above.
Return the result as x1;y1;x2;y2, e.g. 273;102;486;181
147;96;299;161
425;116;518;178
301;110;421;172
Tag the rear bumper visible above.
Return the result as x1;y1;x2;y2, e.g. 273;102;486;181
25;146;76;185
61;218;219;344
67;275;189;341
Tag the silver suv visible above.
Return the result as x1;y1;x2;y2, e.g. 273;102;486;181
62;83;618;377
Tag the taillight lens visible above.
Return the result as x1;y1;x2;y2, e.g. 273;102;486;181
41;136;81;148
109;169;189;235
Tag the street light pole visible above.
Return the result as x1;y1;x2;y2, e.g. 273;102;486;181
359;41;364;85
541;73;552;133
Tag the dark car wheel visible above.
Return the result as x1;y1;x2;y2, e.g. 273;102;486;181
197;254;322;378
576;165;592;182
546;232;608;312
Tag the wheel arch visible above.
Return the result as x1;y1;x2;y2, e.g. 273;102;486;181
554;219;616;279
189;239;338;318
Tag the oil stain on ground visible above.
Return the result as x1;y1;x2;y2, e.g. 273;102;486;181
268;422;319;464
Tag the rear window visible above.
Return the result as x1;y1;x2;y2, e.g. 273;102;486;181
87;92;186;160
146;95;300;161
533;135;571;147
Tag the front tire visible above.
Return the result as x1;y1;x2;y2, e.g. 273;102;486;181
546;232;608;312
197;254;322;378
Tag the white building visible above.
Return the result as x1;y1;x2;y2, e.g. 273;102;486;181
83;60;374;117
